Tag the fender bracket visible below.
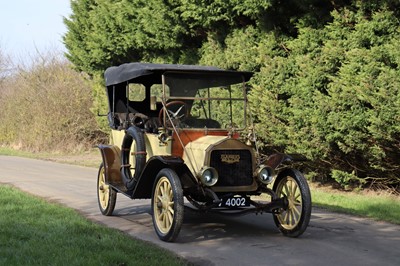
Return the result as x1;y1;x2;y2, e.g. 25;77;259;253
265;153;307;169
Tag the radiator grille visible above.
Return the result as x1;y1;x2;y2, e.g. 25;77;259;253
210;149;253;186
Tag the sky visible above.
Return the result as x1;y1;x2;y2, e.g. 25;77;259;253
0;0;71;62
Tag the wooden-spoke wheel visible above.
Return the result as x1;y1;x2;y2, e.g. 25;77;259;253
152;168;184;242
273;169;311;237
97;163;116;216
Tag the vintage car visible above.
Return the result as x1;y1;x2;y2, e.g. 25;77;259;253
97;62;311;242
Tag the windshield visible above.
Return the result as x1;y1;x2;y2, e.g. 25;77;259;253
163;72;247;129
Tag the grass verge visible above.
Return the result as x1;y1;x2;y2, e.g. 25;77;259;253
0;146;101;168
0;185;188;266
311;184;400;224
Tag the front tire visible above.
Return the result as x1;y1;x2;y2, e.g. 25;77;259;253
97;163;117;216
273;169;311;237
151;168;184;242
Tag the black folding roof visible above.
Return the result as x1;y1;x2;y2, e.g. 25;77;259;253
104;62;253;86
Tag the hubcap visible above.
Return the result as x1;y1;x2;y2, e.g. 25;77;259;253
276;176;302;230
154;176;174;234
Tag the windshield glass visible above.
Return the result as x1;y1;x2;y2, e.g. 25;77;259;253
164;72;247;129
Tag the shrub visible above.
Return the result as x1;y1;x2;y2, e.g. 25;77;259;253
249;8;400;190
331;169;367;190
0;53;106;151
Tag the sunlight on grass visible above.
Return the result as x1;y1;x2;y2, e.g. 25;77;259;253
0;146;101;168
0;185;188;266
0;146;37;157
311;186;400;224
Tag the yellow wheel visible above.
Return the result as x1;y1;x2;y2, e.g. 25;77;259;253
97;163;116;216
273;169;311;237
152;168;184;242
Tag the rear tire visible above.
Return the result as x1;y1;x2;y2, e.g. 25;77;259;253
97;163;117;216
273;169;311;237
151;168;184;242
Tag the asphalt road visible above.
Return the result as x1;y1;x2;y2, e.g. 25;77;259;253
0;155;399;266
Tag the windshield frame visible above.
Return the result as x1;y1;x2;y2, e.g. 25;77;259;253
160;71;248;130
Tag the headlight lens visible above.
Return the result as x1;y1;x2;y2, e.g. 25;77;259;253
257;165;274;184
199;167;218;186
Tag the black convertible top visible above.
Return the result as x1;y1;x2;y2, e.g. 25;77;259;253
104;62;253;86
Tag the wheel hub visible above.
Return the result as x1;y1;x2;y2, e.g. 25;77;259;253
287;195;296;209
157;195;169;211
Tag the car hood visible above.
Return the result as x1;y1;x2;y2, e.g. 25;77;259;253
182;135;228;175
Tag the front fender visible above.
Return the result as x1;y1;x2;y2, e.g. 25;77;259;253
132;156;197;199
265;153;307;170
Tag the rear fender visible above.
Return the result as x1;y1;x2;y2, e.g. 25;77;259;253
132;156;197;199
98;145;123;187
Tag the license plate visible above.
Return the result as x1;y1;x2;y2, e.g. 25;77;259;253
219;196;250;208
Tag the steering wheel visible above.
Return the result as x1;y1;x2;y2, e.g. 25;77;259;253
158;100;189;127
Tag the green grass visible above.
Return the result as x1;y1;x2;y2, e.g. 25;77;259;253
0;185;189;266
311;186;400;224
0;146;37;157
0;146;101;168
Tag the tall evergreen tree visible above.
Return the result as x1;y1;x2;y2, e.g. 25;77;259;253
64;0;400;188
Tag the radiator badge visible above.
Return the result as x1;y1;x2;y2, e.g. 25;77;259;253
221;154;240;164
